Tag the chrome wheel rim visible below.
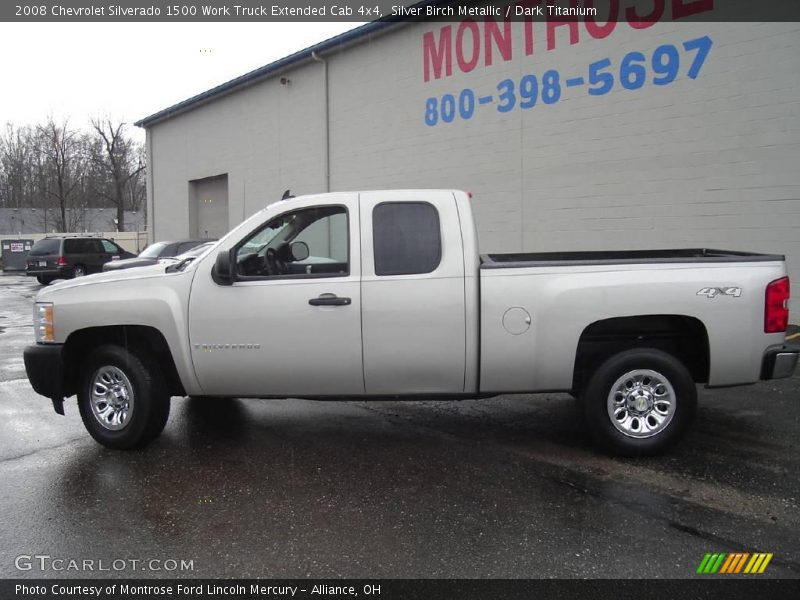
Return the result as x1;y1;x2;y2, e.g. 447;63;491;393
74;266;85;277
89;366;134;431
607;369;675;438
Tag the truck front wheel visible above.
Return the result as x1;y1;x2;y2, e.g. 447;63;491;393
77;344;170;449
583;348;696;456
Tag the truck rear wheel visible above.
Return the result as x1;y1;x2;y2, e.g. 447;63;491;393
77;344;170;449
583;348;696;456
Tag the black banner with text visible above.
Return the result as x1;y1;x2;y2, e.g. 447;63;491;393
4;579;800;600
3;0;800;23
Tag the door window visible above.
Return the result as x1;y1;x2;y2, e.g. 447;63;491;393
87;240;104;253
235;206;348;279
101;240;121;254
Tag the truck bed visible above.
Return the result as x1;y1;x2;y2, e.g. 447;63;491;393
480;248;785;269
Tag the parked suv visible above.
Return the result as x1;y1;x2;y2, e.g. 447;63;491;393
26;236;135;285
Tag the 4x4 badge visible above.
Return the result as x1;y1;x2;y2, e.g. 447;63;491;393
696;287;742;298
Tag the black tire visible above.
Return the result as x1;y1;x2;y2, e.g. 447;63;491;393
77;344;170;449
36;275;53;285
72;264;86;277
583;348;696;456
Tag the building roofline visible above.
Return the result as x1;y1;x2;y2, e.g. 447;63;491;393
134;6;437;129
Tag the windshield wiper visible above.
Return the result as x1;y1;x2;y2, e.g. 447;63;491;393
165;256;196;273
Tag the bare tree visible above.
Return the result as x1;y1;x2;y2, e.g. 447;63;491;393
128;143;147;214
1;123;38;209
1;119;146;233
37;119;85;232
90;118;144;231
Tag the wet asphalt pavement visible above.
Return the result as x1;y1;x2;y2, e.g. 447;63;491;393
0;273;798;579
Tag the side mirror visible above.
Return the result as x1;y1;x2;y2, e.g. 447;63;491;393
290;241;310;262
211;249;233;286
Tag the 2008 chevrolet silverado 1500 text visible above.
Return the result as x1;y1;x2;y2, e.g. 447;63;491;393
23;190;798;455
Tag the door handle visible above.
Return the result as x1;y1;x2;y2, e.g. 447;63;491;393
309;294;351;306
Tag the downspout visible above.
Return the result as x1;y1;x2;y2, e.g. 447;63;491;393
311;51;330;193
145;128;155;245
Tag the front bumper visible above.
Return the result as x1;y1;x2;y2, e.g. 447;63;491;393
23;344;66;400
761;343;800;380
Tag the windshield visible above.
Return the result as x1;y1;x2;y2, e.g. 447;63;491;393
138;242;169;259
178;242;215;259
167;241;217;273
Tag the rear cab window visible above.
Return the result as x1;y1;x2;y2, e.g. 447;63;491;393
372;202;441;276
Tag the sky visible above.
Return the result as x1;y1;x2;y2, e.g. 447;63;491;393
0;22;364;142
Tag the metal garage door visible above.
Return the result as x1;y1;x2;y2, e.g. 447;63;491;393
189;174;229;239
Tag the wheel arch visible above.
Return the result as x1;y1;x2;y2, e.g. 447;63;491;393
572;314;710;394
63;325;185;398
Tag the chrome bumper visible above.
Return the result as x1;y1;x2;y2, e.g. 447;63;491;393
761;343;800;380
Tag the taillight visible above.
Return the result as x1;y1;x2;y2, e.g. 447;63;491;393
764;276;790;333
56;256;67;266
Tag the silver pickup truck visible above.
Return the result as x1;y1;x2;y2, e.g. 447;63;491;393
23;190;798;455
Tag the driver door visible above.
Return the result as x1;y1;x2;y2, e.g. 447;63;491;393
187;196;364;397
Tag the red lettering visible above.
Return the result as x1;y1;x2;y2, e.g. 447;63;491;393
547;0;580;51
484;19;512;66
626;0;664;29
518;0;542;56
585;0;618;39
420;0;705;82
422;26;452;82
672;0;714;19
456;20;481;73
524;19;534;56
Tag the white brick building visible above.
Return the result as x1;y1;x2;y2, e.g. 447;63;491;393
136;13;800;315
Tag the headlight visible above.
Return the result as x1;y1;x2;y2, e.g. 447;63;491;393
34;302;54;343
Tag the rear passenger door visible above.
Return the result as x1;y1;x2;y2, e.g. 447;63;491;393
359;191;466;394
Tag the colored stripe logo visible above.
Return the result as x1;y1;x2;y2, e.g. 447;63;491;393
696;553;773;574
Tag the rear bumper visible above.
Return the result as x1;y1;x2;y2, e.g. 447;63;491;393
23;344;66;399
26;266;70;277
761;343;800;380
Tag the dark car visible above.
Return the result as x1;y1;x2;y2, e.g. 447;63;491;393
26;236;135;285
102;239;213;272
